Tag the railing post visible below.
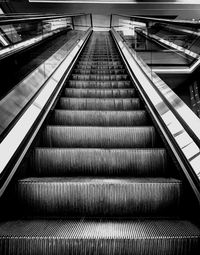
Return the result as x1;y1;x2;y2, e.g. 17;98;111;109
71;16;74;30
110;14;113;28
90;14;93;28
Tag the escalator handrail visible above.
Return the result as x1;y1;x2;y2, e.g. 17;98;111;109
111;27;200;201
0;27;92;197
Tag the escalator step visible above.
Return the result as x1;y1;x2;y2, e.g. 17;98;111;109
51;110;150;126
68;80;131;88
75;65;124;70
63;88;136;98
77;61;122;65
57;98;141;111
43;126;157;148
73;69;126;74
0;219;199;255
71;74;129;81
81;52;118;54
79;57;120;60
81;54;119;57
14;177;182;216
32;148;169;177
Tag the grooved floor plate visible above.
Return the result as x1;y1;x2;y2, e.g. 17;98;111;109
0;220;199;255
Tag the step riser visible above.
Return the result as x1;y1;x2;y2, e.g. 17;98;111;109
14;179;182;216
43;126;157;148
71;75;129;81
57;98;141;111
32;148;169;177
63;89;136;98
81;54;119;57
51;111;149;126
67;81;131;88
73;70;126;75
75;65;124;69
77;61;122;65
79;57;120;59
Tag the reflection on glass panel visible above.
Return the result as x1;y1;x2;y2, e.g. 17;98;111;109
42;17;72;33
0;17;73;49
0;13;92;136
111;14;200;116
1;24;22;43
73;14;91;31
112;15;197;68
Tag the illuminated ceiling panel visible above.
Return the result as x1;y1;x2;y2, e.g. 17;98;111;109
28;0;200;3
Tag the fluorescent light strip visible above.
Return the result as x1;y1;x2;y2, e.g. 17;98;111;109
0;29;61;59
29;1;200;4
0;34;9;46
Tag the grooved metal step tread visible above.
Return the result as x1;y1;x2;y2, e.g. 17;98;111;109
32;148;169;177
14;178;182;217
63;88;136;98
43;126;157;148
0;219;199;255
51;110;149;126
57;98;141;111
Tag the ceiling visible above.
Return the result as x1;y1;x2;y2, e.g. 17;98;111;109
28;0;200;3
1;0;200;19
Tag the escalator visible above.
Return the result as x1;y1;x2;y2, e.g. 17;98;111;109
0;31;200;254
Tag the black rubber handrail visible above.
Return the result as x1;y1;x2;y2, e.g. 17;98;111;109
0;13;89;25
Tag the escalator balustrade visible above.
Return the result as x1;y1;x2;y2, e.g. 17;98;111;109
0;32;200;255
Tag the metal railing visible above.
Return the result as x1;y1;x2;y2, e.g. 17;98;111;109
0;13;93;196
111;26;200;203
0;13;92;60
